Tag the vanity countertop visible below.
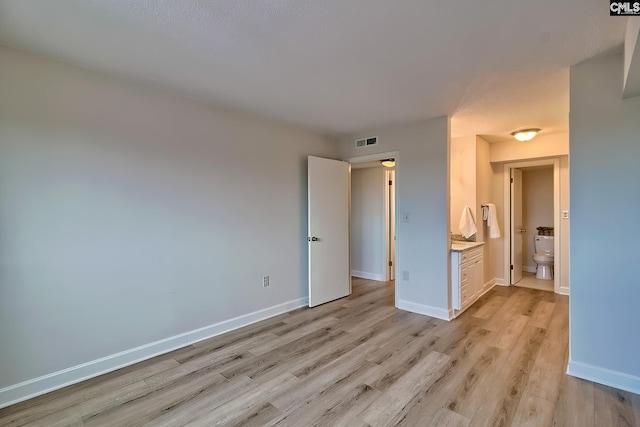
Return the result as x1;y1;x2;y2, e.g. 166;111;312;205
451;241;485;252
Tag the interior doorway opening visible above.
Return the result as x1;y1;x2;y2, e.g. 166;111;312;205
503;158;560;293
347;151;399;305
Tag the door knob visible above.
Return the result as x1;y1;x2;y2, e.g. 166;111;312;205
519;228;526;233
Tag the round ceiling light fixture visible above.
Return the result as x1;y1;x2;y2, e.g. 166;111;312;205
511;128;541;142
380;159;395;167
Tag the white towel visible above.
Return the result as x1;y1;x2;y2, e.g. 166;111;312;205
485;203;501;239
459;206;477;239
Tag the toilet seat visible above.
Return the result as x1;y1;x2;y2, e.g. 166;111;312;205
533;253;554;262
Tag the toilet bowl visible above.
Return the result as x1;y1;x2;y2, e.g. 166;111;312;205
533;235;554;280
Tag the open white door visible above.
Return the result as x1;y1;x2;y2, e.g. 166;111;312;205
308;156;351;307
510;168;524;284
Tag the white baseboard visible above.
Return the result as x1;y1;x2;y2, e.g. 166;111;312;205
523;266;537;273
397;299;452;321
494;278;507;286
557;286;570;296
567;359;640;395
351;270;385;281
479;279;497;297
0;297;308;409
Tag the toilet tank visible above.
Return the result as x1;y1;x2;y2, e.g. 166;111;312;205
534;235;554;254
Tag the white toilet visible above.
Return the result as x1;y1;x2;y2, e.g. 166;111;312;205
533;235;554;280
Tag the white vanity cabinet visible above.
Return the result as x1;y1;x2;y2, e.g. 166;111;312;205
451;245;484;313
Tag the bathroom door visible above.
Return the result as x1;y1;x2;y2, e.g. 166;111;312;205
308;156;351;307
510;168;524;284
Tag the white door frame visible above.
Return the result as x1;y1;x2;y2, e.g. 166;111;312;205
346;151;400;306
385;169;396;281
503;158;560;293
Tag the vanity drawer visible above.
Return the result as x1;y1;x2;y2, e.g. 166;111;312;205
460;284;472;308
468;247;483;261
460;264;470;282
459;247;482;263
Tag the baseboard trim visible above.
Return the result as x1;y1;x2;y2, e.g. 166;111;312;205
494;278;507;286
558;286;570;296
523;266;537;273
567;359;640;395
479;279;497;297
351;270;385;281
397;299;452;321
0;297;308;409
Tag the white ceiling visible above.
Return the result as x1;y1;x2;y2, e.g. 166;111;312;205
0;1;628;141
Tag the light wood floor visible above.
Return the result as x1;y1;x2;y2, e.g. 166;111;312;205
1;279;639;426
515;272;554;293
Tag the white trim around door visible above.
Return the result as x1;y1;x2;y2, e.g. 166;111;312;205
346;151;400;307
502;158;561;294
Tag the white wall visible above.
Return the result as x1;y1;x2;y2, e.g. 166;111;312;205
0;46;339;404
351;167;385;280
522;167;554;270
569;52;640;392
340;118;450;319
475;136;492;284
490;132;568;163
450;136;476;234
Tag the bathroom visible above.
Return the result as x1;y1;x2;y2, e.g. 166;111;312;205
449;131;570;308
516;165;554;292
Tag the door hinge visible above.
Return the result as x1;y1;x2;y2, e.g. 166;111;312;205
510;178;514;183
510;265;514;270
389;180;393;185
389;261;393;267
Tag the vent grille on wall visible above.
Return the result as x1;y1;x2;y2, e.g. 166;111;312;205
355;136;378;148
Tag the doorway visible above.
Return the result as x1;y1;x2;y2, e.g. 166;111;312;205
503;158;560;293
347;151;399;304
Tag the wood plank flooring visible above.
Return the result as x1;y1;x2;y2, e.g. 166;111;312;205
1;278;639;426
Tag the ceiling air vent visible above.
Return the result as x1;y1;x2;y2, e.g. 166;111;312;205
355;136;378;149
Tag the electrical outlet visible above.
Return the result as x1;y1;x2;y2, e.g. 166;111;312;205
402;270;410;281
263;275;270;287
562;210;569;219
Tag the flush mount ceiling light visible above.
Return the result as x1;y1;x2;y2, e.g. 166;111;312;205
511;128;541;142
380;159;395;167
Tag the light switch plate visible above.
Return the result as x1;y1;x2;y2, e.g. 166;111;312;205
562;210;569;219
